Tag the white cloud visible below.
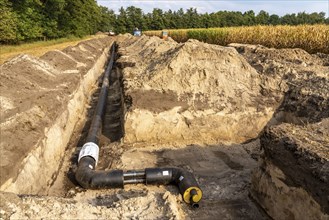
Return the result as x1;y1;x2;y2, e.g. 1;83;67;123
97;0;329;16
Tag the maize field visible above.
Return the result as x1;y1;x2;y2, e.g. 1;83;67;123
144;25;329;54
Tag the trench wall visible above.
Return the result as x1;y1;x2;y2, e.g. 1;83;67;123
0;37;113;194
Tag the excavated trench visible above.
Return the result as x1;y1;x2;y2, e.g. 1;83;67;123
42;45;269;219
46;52;126;196
1;35;328;219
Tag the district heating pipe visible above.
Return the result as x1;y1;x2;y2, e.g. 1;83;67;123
75;42;202;208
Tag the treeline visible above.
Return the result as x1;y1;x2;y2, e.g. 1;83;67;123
1;0;115;43
1;0;328;44
114;7;329;33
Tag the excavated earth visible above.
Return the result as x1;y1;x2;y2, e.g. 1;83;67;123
0;35;328;219
230;43;329;220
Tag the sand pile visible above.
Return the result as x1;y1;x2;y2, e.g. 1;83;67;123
117;36;278;145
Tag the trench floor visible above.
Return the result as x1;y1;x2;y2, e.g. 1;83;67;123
47;129;268;219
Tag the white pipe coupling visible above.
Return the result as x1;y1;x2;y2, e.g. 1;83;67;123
78;142;100;165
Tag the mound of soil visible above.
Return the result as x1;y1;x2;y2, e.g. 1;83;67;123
117;36;279;145
120;37;263;111
1;54;75;186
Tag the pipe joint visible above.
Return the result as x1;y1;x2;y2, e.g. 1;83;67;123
78;142;100;164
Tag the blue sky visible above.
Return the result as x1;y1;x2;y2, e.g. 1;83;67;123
97;0;329;16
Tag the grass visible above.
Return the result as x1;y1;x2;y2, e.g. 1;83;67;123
0;35;106;64
144;25;329;54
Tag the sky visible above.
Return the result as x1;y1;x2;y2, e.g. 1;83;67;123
97;0;329;16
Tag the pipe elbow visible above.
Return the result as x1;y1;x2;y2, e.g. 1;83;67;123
171;168;203;206
144;168;202;207
75;157;95;188
75;156;124;189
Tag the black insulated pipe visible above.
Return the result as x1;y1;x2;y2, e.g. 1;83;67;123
76;156;124;188
85;43;116;144
76;42;124;189
75;41;202;207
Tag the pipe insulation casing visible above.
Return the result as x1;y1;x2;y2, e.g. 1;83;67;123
145;168;173;185
176;171;203;205
144;168;203;205
78;142;100;164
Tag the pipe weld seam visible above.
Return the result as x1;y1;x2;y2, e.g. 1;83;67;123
78;142;100;164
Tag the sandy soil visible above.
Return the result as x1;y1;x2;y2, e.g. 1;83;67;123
118;36;277;146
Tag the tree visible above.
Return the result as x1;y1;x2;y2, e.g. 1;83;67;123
11;0;44;41
174;8;186;28
98;6;116;32
307;12;326;24
150;8;165;30
164;9;176;29
243;10;256;26
256;10;270;25
269;14;280;25
201;13;211;28
115;7;127;34
42;0;66;38
126;6;145;31
185;8;201;28
61;0;101;37
0;0;18;43
281;13;298;25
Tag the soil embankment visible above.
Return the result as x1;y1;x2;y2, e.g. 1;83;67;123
229;43;329;219
0;37;114;194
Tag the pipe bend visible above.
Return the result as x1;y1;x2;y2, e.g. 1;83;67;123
170;168;203;206
75;156;124;189
144;167;203;206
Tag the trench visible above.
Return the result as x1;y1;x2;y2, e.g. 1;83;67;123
46;48;125;196
40;43;270;219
